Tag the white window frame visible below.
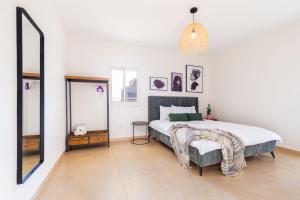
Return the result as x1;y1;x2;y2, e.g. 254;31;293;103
111;67;139;105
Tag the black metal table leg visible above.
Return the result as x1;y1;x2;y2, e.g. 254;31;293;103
146;125;150;143
131;124;135;144
131;121;150;145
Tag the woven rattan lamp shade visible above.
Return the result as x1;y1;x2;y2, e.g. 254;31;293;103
180;23;208;55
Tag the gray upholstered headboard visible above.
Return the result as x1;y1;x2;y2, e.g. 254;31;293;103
148;96;198;122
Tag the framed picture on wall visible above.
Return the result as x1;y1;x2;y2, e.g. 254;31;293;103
149;77;168;91
186;65;203;93
171;72;183;92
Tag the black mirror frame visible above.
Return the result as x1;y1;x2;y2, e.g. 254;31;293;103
16;7;44;184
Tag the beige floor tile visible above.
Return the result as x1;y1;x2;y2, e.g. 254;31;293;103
36;140;300;200
123;173;185;200
67;179;127;200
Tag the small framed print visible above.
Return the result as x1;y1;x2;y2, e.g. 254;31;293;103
171;72;183;92
186;65;203;93
149;77;168;91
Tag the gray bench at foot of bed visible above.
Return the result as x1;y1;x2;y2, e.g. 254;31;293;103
149;127;276;176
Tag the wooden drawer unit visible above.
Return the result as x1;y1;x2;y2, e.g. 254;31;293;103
23;135;40;152
67;130;109;150
90;134;108;144
23;142;39;151
68;136;89;146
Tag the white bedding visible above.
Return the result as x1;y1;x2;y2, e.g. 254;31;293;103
149;120;282;155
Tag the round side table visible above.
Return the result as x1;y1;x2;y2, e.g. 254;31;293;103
131;121;150;145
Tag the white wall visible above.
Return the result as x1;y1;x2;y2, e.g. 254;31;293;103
23;17;40;73
71;82;107;131
0;0;66;199
211;19;300;151
66;33;212;138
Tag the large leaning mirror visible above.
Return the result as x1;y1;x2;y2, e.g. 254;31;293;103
17;7;44;184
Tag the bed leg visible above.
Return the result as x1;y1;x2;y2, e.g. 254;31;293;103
198;166;203;176
270;151;275;159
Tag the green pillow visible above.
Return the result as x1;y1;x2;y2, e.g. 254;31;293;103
187;113;203;121
169;113;189;121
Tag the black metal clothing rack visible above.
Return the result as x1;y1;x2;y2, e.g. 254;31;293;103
65;76;110;151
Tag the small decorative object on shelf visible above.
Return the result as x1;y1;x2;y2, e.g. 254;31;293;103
25;82;30;90
205;104;218;121
131;121;150;145
96;85;104;93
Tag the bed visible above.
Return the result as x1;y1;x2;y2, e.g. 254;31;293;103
148;96;282;176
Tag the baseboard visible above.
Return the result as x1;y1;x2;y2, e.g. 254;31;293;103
31;152;64;200
110;136;131;142
277;146;300;156
110;136;145;142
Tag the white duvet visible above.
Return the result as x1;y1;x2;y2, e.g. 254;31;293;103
149;120;282;155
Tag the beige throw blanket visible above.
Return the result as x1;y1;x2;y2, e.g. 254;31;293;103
168;124;246;176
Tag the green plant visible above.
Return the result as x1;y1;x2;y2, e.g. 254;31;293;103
207;104;212;115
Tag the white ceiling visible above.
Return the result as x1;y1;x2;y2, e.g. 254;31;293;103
53;0;300;53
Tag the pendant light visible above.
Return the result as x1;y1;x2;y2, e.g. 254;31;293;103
180;7;208;55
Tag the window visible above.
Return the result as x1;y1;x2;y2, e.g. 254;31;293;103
112;68;137;102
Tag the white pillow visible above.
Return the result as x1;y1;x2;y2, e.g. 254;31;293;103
160;106;172;120
171;105;196;114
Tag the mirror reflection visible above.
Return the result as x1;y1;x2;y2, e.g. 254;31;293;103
22;13;41;179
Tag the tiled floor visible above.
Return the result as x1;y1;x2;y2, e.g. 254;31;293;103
37;140;300;200
23;154;39;176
